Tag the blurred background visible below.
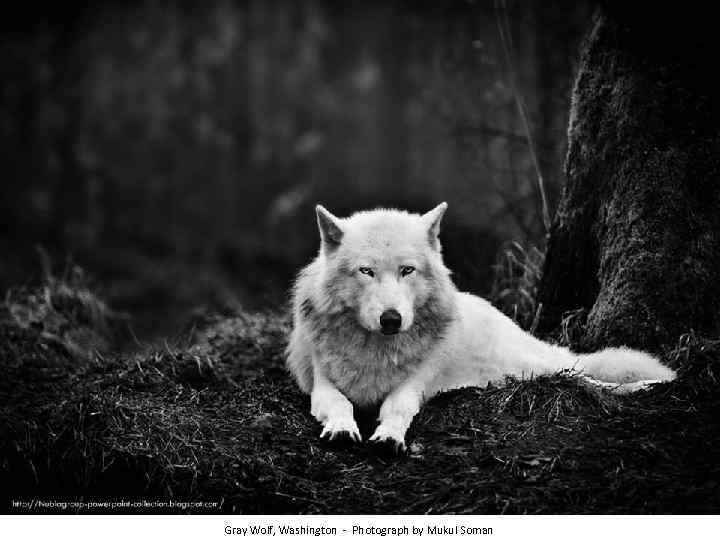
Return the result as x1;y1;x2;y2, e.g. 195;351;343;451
0;0;592;340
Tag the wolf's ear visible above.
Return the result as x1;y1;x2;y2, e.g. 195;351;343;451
422;202;448;250
316;204;344;251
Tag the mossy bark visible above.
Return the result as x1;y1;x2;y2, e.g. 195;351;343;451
537;8;720;353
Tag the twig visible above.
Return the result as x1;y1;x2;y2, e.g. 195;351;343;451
494;0;551;232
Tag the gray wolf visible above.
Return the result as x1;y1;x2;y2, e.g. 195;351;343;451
286;203;676;452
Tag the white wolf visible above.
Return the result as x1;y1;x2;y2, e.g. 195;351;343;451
286;203;676;452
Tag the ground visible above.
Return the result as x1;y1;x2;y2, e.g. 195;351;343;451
1;272;719;514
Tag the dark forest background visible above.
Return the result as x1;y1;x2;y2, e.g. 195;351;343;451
0;0;591;340
4;2;720;514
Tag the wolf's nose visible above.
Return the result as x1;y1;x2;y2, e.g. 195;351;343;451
380;309;402;335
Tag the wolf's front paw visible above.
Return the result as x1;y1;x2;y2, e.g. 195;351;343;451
369;424;407;455
320;417;362;444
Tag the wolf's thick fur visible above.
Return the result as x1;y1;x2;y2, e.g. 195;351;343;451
286;203;676;450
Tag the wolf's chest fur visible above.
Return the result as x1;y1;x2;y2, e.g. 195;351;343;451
317;342;424;406
303;302;440;406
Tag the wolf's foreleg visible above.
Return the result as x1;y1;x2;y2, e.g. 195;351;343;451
369;377;426;453
310;355;361;442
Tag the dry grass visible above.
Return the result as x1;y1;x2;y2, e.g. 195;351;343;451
490;241;544;331
4;259;125;359
1;270;720;513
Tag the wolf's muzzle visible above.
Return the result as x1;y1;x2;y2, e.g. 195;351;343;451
380;309;402;335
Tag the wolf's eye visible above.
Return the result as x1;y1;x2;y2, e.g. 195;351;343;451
358;267;374;277
400;266;415;277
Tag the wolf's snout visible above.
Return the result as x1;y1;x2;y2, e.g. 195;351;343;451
380;309;402;335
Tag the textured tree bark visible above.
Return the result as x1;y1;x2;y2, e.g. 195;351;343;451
536;7;720;354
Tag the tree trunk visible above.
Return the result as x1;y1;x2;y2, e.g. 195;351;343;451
536;7;720;354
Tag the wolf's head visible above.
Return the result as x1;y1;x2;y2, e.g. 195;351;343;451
313;203;454;336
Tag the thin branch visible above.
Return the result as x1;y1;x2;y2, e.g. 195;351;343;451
452;123;529;144
494;0;551;233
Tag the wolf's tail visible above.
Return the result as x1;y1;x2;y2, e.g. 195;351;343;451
573;346;676;393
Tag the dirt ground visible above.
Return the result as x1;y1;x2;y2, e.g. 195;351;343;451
1;278;719;514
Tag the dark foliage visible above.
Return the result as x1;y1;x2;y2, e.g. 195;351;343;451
0;0;591;336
